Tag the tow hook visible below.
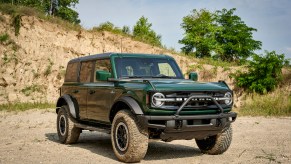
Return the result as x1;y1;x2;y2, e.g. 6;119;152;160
175;120;183;129
216;119;222;127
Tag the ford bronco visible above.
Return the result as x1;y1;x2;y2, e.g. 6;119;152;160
56;53;237;162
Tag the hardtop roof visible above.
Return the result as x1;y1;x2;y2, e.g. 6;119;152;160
68;53;173;63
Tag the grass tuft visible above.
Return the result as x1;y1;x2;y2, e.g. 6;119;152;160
44;58;54;76
21;84;45;96
198;57;239;68
239;86;291;116
0;102;54;112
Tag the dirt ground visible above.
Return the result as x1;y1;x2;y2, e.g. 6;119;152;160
0;109;290;164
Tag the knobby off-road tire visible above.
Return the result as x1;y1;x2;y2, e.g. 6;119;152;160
111;110;148;163
196;125;232;155
57;105;81;144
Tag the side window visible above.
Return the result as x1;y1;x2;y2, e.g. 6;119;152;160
79;61;94;83
65;62;79;82
158;63;176;77
95;59;112;81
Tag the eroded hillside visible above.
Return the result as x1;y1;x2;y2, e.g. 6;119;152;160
0;13;240;105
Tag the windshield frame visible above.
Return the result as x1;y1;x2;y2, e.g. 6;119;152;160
113;57;184;79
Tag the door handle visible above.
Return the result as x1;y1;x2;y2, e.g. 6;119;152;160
72;90;79;93
89;90;96;94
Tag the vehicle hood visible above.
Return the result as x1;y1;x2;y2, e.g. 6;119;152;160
119;79;230;91
150;79;229;91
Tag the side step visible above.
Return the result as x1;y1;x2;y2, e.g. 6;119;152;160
74;123;111;134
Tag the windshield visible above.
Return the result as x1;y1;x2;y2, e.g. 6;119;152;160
115;57;184;79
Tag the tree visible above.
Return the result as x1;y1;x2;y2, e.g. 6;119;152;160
122;25;130;35
180;8;262;61
54;0;80;24
133;16;162;46
55;6;80;24
179;9;217;58
0;0;80;24
215;8;262;61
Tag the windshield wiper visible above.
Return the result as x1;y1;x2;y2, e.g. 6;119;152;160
151;75;173;79
123;76;143;78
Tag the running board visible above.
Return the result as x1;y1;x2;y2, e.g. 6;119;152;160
74;123;111;134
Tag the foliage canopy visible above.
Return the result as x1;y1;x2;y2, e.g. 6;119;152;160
180;8;262;61
133;16;162;46
0;0;80;24
234;51;288;94
179;9;217;58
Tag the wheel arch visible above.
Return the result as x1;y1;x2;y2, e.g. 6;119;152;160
56;94;79;119
109;96;144;123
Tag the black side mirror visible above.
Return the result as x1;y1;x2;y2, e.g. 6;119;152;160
96;70;111;81
189;72;198;81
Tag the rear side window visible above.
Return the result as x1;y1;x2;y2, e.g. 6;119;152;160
79;61;94;83
65;62;79;82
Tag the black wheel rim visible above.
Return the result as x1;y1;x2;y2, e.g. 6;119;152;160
59;115;66;135
115;122;129;151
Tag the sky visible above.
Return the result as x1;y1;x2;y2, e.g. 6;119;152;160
74;0;291;59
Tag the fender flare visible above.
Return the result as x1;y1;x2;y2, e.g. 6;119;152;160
115;96;144;115
56;94;78;119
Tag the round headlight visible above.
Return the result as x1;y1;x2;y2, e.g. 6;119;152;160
224;92;233;105
151;92;165;107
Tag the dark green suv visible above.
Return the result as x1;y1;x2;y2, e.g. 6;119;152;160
56;53;237;162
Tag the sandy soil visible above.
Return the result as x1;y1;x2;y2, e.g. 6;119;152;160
0;109;290;164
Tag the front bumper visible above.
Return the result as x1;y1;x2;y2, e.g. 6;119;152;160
138;112;237;141
138;95;237;141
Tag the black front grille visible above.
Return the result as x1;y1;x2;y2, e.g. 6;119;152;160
153;91;227;111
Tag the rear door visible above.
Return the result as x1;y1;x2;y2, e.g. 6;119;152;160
76;60;95;119
62;61;89;120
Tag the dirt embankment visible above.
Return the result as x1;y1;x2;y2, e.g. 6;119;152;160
0;13;239;106
0;109;290;164
0;13;190;104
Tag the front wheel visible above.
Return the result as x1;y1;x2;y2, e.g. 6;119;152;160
111;110;148;162
195;125;232;155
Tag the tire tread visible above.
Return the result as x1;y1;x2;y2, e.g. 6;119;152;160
111;110;148;162
196;125;232;155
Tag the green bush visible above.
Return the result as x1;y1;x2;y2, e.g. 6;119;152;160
12;13;21;36
122;25;130;34
0;3;17;15
234;51;289;94
94;21;115;31
92;21;129;35
0;33;9;43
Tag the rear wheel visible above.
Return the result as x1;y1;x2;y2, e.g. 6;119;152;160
111;110;148;162
196;125;232;155
57;105;81;144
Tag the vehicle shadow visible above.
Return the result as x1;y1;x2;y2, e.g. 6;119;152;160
45;131;202;161
45;131;116;160
144;141;202;161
